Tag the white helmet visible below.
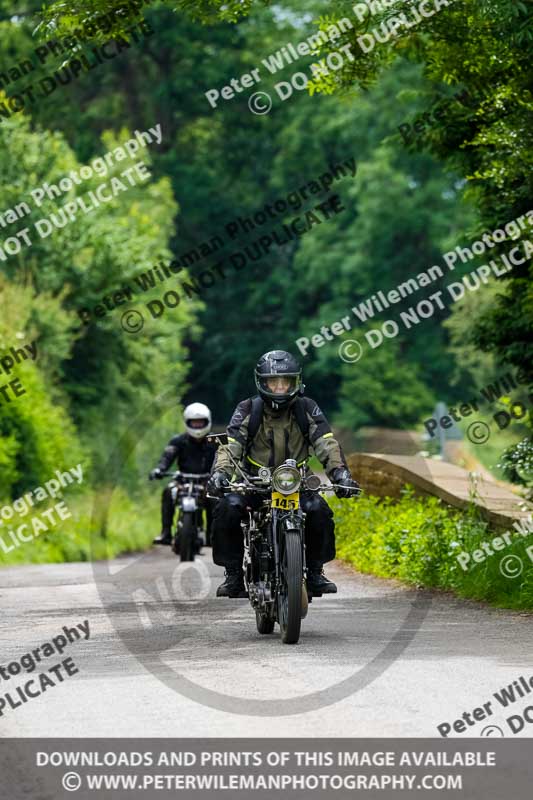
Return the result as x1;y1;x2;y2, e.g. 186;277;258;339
183;402;212;439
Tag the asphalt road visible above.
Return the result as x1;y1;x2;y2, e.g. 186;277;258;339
1;547;532;737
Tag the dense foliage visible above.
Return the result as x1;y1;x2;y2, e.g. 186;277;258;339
0;107;198;499
0;488;158;566
331;489;533;609
312;0;533;459
3;0;482;426
0;1;531;581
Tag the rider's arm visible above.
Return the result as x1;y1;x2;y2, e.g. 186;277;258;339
303;398;349;476
205;443;217;473
155;434;182;472
212;400;251;477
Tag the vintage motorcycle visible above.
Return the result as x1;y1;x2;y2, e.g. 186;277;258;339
207;436;360;644
160;471;211;561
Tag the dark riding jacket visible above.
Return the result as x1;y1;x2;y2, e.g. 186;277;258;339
213;396;347;478
156;433;216;475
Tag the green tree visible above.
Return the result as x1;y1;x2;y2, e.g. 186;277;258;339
337;333;435;430
0;108;199;490
308;0;533;381
1;0;507;434
0;277;86;498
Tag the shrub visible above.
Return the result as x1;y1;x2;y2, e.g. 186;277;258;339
0;489;158;567
330;487;533;610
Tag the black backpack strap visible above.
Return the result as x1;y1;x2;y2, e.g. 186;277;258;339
246;395;264;451
292;396;310;445
246;395;310;453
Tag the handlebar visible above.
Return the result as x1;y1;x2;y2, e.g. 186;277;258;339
207;480;362;500
221;481;360;493
158;471;211;479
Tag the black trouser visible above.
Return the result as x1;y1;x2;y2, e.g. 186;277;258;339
211;491;335;568
161;484;214;535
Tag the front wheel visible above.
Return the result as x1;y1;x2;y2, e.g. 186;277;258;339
278;530;303;644
179;513;196;562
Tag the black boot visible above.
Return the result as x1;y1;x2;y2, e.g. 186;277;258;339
216;565;247;598
153;529;172;545
307;563;337;595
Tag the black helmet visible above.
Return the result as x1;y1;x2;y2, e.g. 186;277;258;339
254;350;303;409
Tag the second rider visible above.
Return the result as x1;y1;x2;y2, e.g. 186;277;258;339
150;403;216;546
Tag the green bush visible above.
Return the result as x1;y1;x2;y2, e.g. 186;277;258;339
331;487;533;610
0;279;87;500
0;488;158;567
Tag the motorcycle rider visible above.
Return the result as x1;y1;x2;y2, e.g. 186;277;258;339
208;350;359;598
150;403;217;546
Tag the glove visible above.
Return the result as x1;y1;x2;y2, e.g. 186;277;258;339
149;468;163;481
329;467;360;499
207;471;230;495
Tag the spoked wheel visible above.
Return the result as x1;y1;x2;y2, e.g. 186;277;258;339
256;610;275;635
179;513;196;562
278;531;303;644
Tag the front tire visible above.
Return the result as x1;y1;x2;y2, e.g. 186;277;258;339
179;513;196;562
278;530;303;644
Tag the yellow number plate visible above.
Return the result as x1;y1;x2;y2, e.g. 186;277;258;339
271;492;299;510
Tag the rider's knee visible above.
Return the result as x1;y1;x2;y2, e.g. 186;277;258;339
302;492;332;516
214;493;245;520
227;503;245;526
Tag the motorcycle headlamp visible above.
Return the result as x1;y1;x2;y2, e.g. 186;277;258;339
272;464;301;495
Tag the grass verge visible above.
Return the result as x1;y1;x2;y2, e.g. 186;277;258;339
330;487;533;610
0;487;158;567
